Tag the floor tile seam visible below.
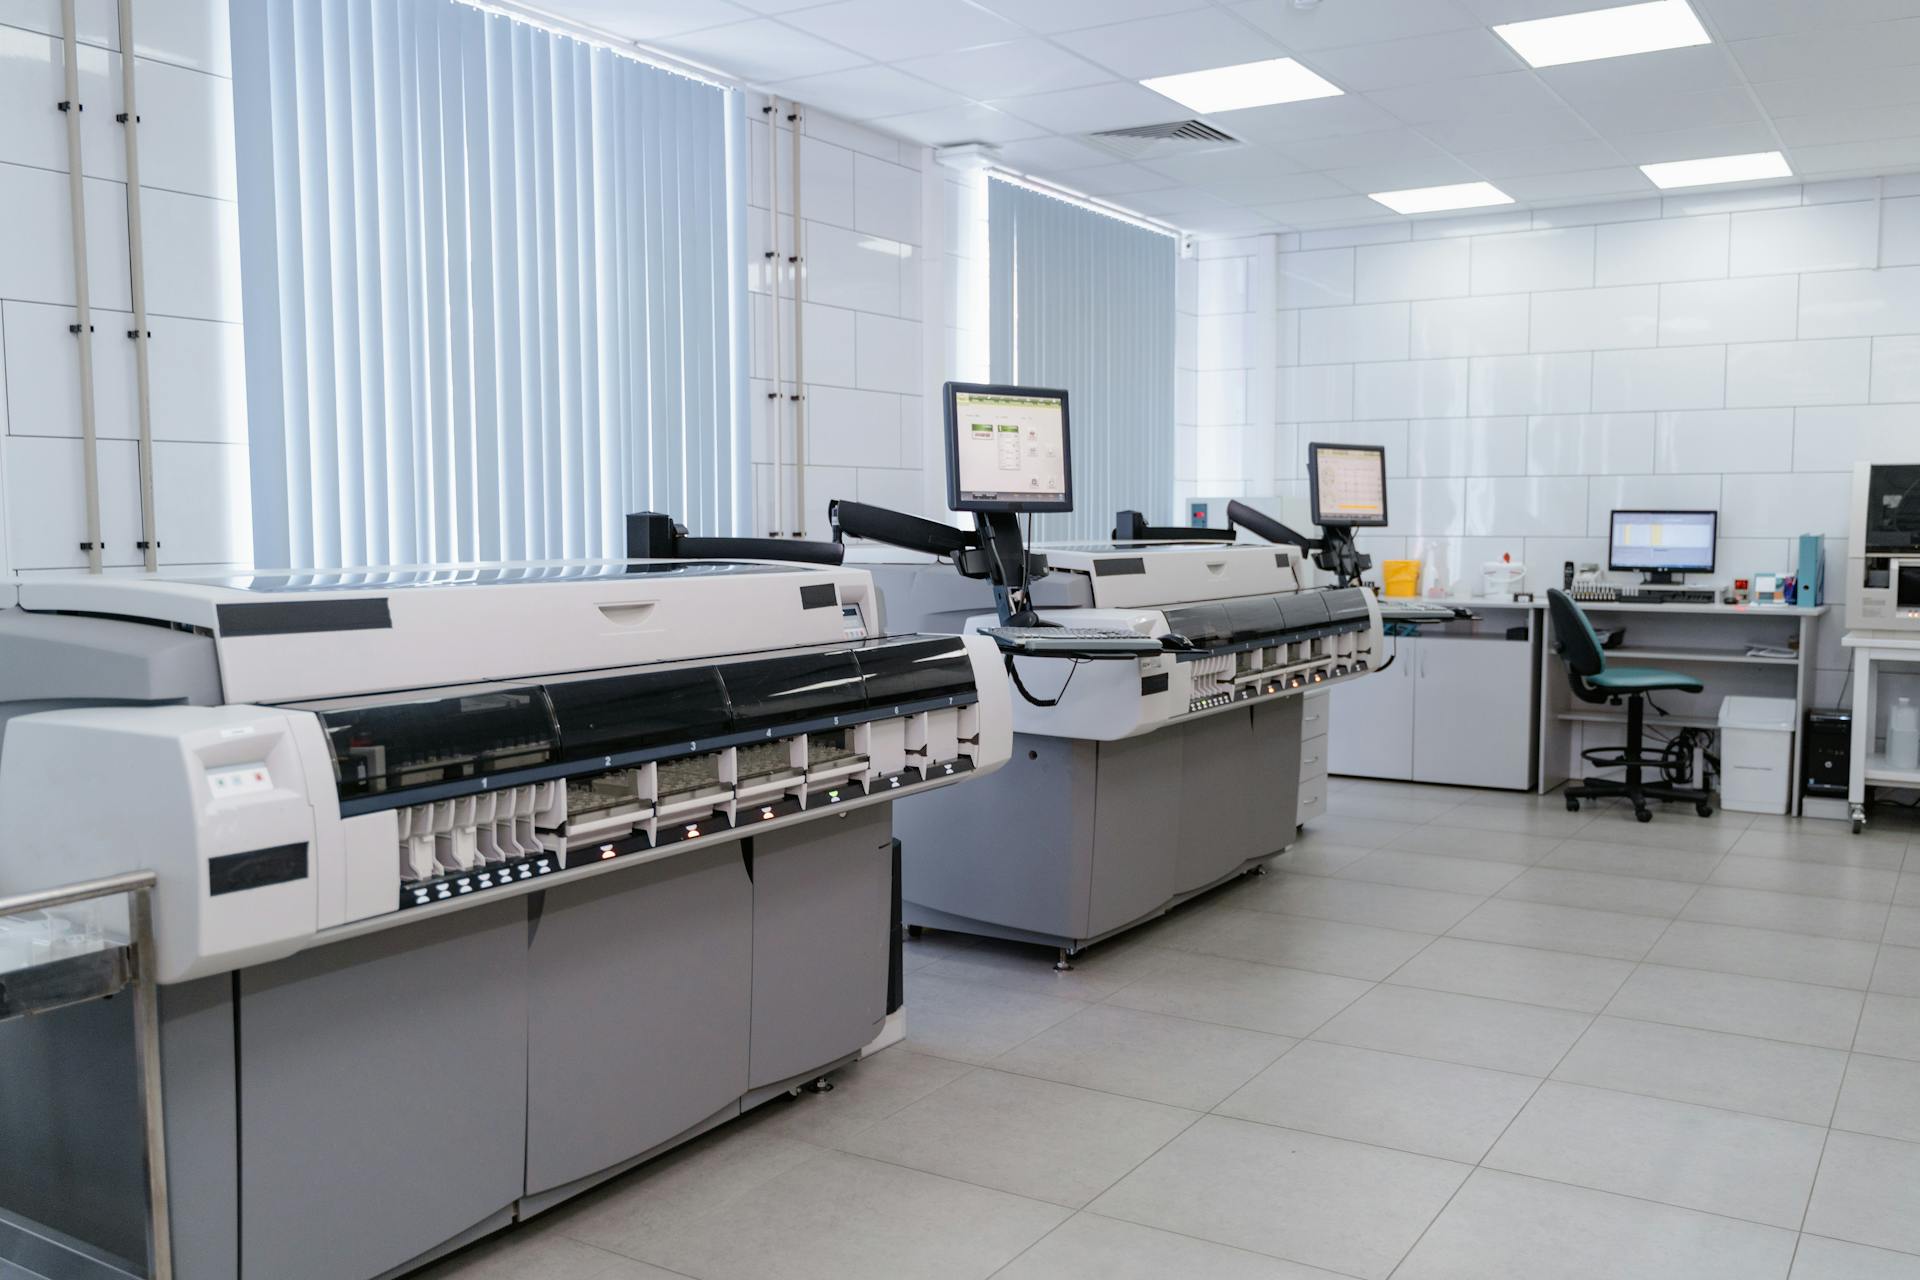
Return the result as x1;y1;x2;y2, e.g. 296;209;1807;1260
1590;1003;1859;1054
1521;1072;1846;1133
1073;1210;1377;1280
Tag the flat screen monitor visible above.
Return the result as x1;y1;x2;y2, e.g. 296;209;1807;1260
1609;510;1718;574
1307;442;1389;527
944;382;1073;513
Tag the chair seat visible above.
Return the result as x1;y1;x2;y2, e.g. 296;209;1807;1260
1588;665;1704;694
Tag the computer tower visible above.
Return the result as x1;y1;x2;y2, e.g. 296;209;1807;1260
1803;709;1852;798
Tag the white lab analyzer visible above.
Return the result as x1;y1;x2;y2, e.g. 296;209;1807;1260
831;387;1384;963
0;561;1009;1280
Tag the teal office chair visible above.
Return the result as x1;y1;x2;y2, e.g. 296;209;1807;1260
1547;589;1715;823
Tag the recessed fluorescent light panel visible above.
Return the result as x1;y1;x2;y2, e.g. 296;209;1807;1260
1369;182;1514;215
1640;150;1792;189
1494;0;1710;69
1140;58;1342;114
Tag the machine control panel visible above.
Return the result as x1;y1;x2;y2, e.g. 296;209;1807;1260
207;763;275;799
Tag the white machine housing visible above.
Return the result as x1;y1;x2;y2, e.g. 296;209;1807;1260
0;562;1010;983
1848;460;1920;633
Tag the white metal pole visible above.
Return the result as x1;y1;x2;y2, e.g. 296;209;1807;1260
118;0;158;572
788;104;806;537
60;0;104;573
764;99;784;537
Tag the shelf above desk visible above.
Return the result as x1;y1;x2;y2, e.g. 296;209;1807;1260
1605;645;1799;667
1557;709;1720;730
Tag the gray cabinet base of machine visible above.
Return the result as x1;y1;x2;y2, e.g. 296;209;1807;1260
896;702;1304;953
0;805;894;1280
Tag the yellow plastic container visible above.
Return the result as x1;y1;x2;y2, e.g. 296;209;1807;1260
1382;559;1422;598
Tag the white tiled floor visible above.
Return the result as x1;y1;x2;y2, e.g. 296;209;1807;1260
419;779;1920;1280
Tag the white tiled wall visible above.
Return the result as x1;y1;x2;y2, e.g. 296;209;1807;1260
0;1;248;576
1202;178;1920;708
748;97;936;536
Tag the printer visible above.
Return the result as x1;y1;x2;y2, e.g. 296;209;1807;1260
0;560;1008;1280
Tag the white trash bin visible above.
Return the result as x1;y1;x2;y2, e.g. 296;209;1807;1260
1717;695;1797;815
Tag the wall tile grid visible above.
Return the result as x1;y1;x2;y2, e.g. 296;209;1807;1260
748;97;935;538
1204;181;1920;706
0;0;248;576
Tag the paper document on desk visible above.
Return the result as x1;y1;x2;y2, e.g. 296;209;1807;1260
1746;645;1796;659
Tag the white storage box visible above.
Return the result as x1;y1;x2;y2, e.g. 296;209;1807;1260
1717;696;1796;815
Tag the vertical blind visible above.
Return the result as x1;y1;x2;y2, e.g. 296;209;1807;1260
988;177;1176;542
232;0;748;570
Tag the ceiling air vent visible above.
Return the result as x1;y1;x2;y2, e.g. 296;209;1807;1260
1084;119;1239;161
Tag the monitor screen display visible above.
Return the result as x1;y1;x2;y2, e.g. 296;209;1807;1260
944;383;1073;513
1308;443;1389;527
1609;510;1718;573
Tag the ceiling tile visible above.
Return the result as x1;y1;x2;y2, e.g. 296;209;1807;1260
1258;194;1399;226
991;81;1181;133
1178;209;1286;235
780;0;1025;62
1695;0;1920;41
1368;72;1563;125
1212;95;1403;144
1752;66;1920;117
970;0;1210;35
1277;127;1455;171
1570;86;1762;138
1501;168;1657;201
1605;120;1785;164
988;134;1124;172
1120;187;1243;215
731;0;852;12
1053;8;1286;80
651;18;869;81
871;103;1048;147
1776;103;1920;148
1418;107;1597;153
1062;162;1182;196
1146;146;1301;184
1321;155;1486;194
1454;0;1617;20
1732;18;1920;83
1307;29;1524;92
1459;138;1629;178
1537;45;1745;105
893;40;1115;100
1789;135;1920;174
770;65;966;118
554;0;751;40
1205;171;1354;205
1228;0;1481;52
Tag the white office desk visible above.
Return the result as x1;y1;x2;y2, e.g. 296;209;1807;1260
1335;596;1827;812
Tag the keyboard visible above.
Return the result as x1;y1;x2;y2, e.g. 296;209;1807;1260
979;625;1165;657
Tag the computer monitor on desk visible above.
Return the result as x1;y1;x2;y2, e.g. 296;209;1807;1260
1610;509;1717;584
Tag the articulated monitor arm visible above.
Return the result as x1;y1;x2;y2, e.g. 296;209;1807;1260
1226;499;1373;589
1112;510;1235;543
828;500;977;559
625;512;846;566
829;499;1050;626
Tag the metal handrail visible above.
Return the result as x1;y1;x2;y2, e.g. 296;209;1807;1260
0;869;170;1280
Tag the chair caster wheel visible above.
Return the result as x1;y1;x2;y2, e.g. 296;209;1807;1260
1565;797;1580;812
1696;802;1714;818
905;924;924;939
1852;818;1865;834
1635;808;1652;823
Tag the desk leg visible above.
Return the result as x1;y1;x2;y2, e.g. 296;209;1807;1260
1850;647;1872;833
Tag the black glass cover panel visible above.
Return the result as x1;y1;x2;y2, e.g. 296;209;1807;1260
856;637;976;704
1162;603;1232;646
1866;465;1920;552
723;651;869;732
547;667;731;762
1324;588;1373;624
1277;595;1332;631
321;688;556;801
1224;596;1286;643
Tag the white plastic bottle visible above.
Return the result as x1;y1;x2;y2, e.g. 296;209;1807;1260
1889;697;1920;771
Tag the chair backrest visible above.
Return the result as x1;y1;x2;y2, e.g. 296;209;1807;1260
1547;588;1606;678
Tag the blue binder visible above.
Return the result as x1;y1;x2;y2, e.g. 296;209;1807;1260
1795;534;1824;607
